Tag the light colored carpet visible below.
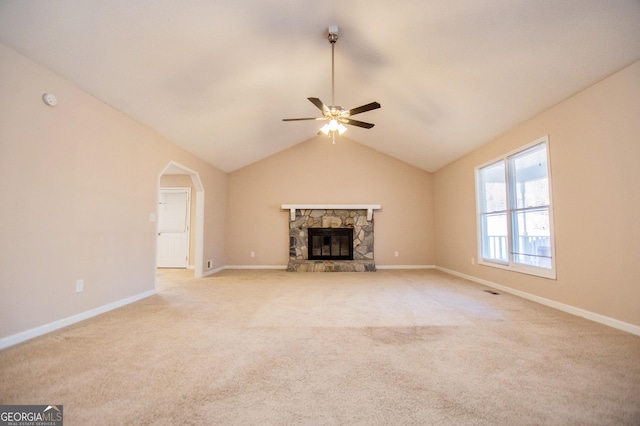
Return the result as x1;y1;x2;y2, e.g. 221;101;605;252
1;269;639;425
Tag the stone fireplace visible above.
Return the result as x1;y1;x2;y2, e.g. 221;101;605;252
282;204;380;272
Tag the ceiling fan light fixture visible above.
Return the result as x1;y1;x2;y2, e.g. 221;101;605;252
282;25;380;141
319;119;347;136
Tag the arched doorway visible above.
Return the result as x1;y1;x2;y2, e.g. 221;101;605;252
157;161;205;280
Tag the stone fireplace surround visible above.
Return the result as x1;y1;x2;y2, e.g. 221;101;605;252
282;204;381;272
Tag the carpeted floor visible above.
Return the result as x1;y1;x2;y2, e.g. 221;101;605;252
1;269;639;425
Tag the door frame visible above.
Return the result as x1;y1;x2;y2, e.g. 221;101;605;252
157;161;205;279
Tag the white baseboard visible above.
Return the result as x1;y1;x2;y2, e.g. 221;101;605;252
223;265;437;271
436;266;640;337
220;265;436;271
203;265;226;277
0;289;157;350
224;265;287;270
376;265;435;270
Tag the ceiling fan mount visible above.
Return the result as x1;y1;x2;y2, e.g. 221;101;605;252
283;25;381;143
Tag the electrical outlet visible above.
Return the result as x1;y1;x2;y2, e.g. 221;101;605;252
394;250;399;257
250;251;256;258
471;257;475;265
207;260;212;269
76;279;84;293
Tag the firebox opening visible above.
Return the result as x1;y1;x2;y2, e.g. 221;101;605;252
308;228;353;260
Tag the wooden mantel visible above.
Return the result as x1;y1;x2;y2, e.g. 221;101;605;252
281;204;381;221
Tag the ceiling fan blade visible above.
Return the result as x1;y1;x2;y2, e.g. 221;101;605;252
282;117;327;121
348;101;381;116
340;117;375;129
308;97;329;113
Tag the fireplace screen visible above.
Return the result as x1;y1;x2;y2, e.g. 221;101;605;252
308;228;353;260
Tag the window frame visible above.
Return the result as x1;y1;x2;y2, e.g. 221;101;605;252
475;136;556;279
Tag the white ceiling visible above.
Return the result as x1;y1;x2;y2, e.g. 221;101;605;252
1;1;639;173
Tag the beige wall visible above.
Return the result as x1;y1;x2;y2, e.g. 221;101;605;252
226;136;435;266
434;60;640;327
0;43;227;339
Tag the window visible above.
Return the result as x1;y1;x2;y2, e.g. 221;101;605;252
476;136;555;279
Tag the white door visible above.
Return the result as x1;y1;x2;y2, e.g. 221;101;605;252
157;188;191;268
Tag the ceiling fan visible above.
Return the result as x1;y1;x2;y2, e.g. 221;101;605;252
283;25;381;143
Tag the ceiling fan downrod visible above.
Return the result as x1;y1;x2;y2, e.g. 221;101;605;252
328;25;338;107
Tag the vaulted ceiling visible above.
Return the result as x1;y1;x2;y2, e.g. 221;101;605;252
1;1;639;173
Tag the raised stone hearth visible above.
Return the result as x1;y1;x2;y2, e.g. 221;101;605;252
288;259;376;272
282;204;380;272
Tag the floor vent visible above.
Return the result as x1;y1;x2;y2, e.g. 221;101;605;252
484;290;500;295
